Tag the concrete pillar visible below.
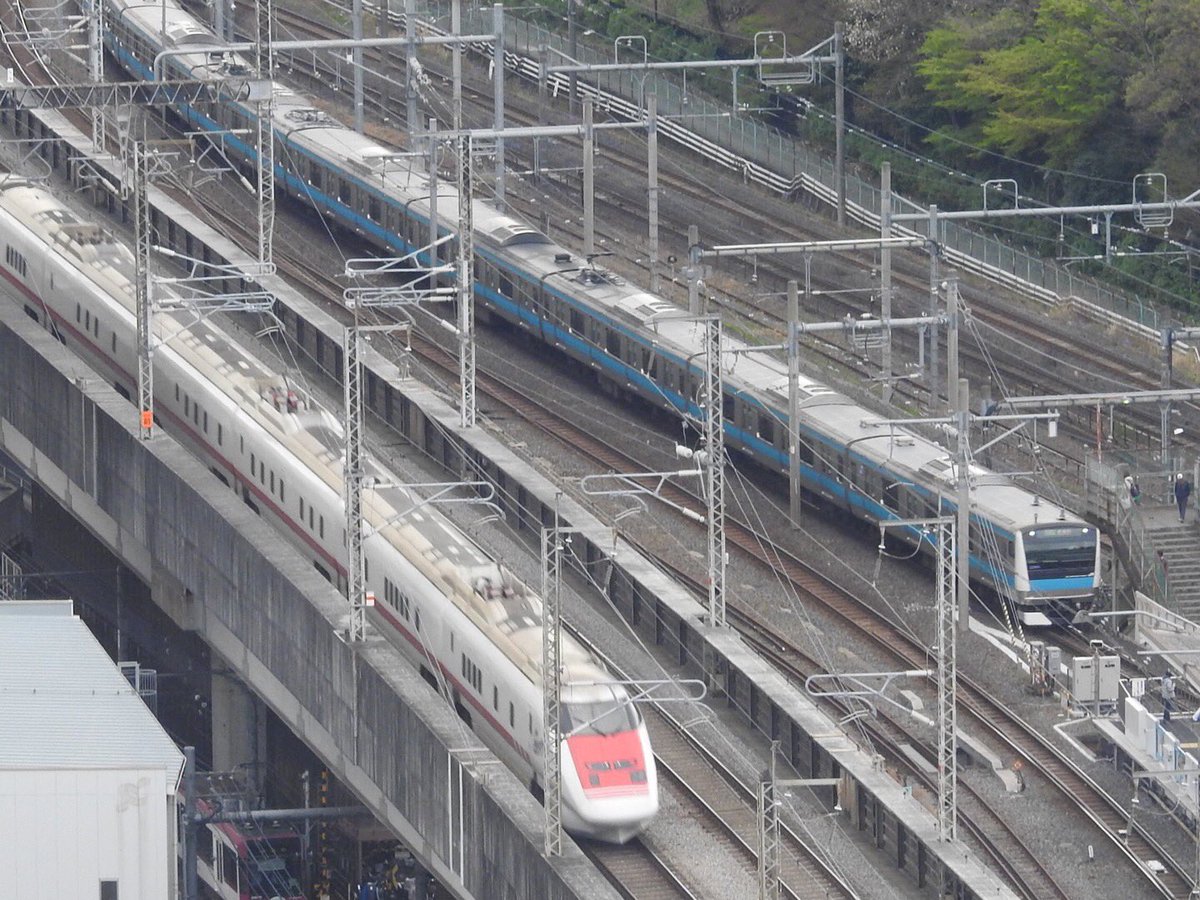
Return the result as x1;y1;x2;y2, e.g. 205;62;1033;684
211;665;267;795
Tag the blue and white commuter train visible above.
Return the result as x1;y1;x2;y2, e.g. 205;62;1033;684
0;178;657;843
100;0;1101;624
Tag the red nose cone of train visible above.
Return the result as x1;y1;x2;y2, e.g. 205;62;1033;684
562;728;658;843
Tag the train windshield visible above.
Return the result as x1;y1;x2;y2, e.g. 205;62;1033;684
563;686;640;736
1024;526;1095;577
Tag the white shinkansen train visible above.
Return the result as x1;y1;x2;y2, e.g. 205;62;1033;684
101;0;1101;625
0;178;657;842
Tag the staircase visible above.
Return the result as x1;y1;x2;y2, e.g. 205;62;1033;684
1148;522;1200;620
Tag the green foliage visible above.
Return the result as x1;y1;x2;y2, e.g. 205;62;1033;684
918;0;1136;167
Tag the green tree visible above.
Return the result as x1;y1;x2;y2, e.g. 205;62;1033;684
918;0;1144;168
1125;0;1200;193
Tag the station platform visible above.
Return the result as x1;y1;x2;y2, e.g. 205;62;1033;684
1091;591;1200;830
1094;699;1200;835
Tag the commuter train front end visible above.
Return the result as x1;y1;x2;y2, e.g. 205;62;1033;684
1011;523;1101;625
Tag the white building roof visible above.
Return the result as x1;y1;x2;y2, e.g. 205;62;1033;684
0;600;185;791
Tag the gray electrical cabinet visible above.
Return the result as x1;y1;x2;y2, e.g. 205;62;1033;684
1071;654;1120;706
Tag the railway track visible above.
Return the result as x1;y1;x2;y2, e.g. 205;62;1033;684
722;595;1073;900
398;328;1195;898
262;0;1187;491
267;0;1195;458
182;162;1192;897
14;10;1195;897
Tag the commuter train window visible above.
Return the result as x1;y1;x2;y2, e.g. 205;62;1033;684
499;274;513;298
722;393;735;422
883;481;900;512
369;196;381;221
606;329;621;356
798;438;814;465
568;307;584;334
759;415;775;446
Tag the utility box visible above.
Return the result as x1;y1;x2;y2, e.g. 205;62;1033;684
1071;654;1121;708
1044;646;1062;683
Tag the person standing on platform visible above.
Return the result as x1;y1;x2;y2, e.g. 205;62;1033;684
1176;473;1193;523
1162;671;1176;723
